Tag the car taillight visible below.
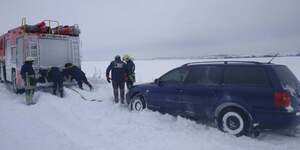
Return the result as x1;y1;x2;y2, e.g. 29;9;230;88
274;92;291;108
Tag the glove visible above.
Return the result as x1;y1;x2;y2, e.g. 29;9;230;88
106;76;111;83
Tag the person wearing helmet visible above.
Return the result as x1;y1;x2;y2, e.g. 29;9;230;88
106;55;128;104
21;56;36;105
123;54;135;90
64;63;93;90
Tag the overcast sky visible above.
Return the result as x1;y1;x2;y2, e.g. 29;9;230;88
1;0;300;60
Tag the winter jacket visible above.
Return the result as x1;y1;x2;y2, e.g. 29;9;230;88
21;62;35;80
106;60;127;82
125;60;135;82
64;65;86;81
125;60;135;75
48;67;64;83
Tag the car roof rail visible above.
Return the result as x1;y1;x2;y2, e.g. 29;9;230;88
182;61;265;66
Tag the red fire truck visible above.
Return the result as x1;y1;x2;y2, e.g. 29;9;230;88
0;18;81;93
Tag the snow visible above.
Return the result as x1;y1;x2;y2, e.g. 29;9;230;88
1;57;300;150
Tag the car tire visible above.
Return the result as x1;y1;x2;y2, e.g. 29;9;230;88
217;108;249;136
130;95;146;111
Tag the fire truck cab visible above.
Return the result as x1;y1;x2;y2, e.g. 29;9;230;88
0;19;81;93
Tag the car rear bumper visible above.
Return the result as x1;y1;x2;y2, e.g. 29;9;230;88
254;110;300;129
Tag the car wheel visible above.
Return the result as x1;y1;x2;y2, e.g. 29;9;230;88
130;95;146;111
217;108;249;136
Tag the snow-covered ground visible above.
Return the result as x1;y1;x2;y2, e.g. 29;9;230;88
1;57;300;150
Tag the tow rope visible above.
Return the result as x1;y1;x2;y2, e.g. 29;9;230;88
67;87;103;102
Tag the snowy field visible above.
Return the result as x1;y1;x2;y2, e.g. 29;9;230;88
1;57;300;150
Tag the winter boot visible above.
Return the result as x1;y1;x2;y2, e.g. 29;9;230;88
114;98;119;103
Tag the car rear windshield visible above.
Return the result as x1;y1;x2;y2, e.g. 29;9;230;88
273;65;299;90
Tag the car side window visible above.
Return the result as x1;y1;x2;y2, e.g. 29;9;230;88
224;66;270;87
160;68;189;83
184;66;222;85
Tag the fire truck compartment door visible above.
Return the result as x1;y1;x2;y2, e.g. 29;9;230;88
39;38;73;67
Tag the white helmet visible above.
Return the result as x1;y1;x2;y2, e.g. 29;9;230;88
122;54;132;61
25;56;35;62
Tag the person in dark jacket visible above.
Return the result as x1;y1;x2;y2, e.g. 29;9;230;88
122;54;135;90
48;67;64;97
21;57;36;105
106;55;128;104
64;63;93;90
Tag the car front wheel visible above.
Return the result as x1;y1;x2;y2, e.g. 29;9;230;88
130;95;146;111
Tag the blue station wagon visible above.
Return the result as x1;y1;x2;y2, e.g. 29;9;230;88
126;61;300;136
